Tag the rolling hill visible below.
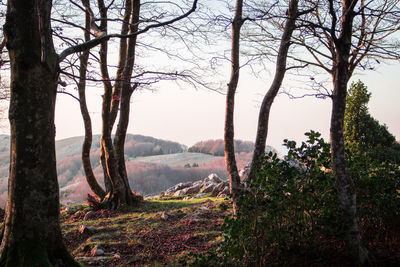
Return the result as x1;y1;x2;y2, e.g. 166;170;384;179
0;134;255;206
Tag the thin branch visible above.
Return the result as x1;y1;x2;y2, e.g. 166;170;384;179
58;0;198;62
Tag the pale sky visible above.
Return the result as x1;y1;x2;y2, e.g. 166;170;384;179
1;1;399;154
52;61;400;154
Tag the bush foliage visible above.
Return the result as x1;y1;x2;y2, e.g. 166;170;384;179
187;131;399;266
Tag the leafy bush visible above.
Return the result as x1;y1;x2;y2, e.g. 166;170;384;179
187;131;399;266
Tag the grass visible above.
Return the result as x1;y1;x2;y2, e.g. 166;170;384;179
61;196;231;266
129;152;220;167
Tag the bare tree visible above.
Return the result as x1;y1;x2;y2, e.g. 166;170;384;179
72;0;200;208
247;0;301;182
224;0;244;216
78;3;106;200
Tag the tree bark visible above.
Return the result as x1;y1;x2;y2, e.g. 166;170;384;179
96;0;126;209
330;0;368;264
109;0;131;129
113;0;141;206
248;0;298;182
224;0;244;216
78;6;106;200
0;0;78;265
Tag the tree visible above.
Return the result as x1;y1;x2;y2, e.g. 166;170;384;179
0;0;79;265
90;0;198;208
224;0;244;216
345;80;400;162
247;0;301;182
54;0;199;208
287;0;400;264
77;2;106;200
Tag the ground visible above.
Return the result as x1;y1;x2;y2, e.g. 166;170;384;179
0;195;397;266
61;196;230;266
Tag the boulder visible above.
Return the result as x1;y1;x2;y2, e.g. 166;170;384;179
173;189;186;197
218;186;230;196
175;182;192;191
185;184;202;195
211;181;229;197
204;173;221;184
200;183;216;194
194;193;208;198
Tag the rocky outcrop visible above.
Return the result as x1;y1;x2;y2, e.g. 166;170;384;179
160;173;229;199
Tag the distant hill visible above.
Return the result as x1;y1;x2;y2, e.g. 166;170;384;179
188;139;276;156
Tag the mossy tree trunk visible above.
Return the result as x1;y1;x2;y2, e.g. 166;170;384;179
0;0;78;265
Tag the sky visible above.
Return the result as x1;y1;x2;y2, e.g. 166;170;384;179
1;0;399;155
52;61;400;154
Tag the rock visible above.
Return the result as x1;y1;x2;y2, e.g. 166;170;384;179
175;182;192;191
84;211;97;221
183;196;192;200
78;225;98;236
211;181;229;197
200;183;216;194
66;199;76;205
204;173;221;184
185;184;202;195
173;189;186;197
218;186;229;196
198;206;208;211
239;167;250;182
217;193;229;198
91;245;104;256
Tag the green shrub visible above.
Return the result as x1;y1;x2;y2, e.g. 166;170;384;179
186;131;399;266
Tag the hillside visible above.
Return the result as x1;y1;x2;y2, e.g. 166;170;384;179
130;152;219;167
0;135;254;206
0;134;189;205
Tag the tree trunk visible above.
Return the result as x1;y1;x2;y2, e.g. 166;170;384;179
114;84;136;205
96;0;128;209
0;0;78;265
100;147;113;193
78;7;106;200
224;0;244;216
109;0;131;129
331;59;368;266
248;0;298;182
330;1;368;264
113;0;141;206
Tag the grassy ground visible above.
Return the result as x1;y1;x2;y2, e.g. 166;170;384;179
129;152;220;167
61;196;230;266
